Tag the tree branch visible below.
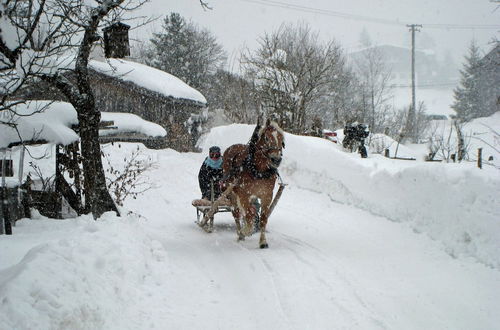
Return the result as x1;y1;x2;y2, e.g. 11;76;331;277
200;0;212;10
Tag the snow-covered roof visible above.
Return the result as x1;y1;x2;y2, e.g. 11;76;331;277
1;101;167;148
100;112;166;138
89;58;207;104
0;100;79;148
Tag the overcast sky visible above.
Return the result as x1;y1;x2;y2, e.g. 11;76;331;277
131;0;499;67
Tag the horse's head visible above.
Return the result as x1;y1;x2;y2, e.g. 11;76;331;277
257;119;285;169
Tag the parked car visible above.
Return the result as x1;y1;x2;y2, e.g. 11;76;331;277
322;130;338;143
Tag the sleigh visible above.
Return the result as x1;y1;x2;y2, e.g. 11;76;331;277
193;179;286;238
192;181;233;232
192;196;233;231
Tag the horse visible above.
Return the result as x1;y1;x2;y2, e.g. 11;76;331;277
221;118;285;248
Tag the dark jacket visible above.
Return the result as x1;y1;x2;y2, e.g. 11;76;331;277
198;158;223;200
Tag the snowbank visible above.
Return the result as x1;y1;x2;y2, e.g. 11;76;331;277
201;124;500;269
0;212;168;330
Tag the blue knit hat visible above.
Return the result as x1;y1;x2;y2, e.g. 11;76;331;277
209;146;221;154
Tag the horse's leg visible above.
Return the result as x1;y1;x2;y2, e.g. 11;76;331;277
242;209;255;237
258;194;273;249
234;194;255;238
232;201;245;241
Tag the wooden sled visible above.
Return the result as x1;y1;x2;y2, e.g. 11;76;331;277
192;183;233;233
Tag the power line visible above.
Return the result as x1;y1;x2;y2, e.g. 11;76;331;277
425;23;500;30
392;82;458;88
241;0;407;26
240;0;500;30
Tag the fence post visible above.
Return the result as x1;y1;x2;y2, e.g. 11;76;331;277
384;149;390;158
477;148;482;169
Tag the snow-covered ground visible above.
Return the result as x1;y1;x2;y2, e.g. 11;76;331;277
426;112;500;168
1;123;499;330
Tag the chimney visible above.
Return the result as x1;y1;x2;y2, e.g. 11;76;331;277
103;22;130;58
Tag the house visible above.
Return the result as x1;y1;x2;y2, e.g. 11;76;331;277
477;43;500;117
349;44;447;86
88;22;207;151
14;22;208;152
0;100;167;230
89;58;207;151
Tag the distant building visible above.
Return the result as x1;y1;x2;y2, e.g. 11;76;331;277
350;45;452;86
477;43;500;117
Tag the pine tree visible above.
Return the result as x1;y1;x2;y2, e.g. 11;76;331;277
451;40;484;122
143;13;226;91
359;27;372;48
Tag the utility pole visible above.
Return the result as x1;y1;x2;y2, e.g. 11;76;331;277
406;24;422;143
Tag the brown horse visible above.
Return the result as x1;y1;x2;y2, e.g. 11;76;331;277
222;118;285;248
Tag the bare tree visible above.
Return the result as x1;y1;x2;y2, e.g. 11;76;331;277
425;119;471;162
207;69;260;123
242;22;350;134
352;46;393;133
103;145;157;207
1;0;149;218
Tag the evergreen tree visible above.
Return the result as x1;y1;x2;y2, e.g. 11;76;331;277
452;40;484;122
143;13;226;91
359;27;372;48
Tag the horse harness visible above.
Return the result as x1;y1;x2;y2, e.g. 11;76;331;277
222;145;280;184
243;150;278;179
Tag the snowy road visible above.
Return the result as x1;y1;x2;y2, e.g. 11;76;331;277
121;145;500;330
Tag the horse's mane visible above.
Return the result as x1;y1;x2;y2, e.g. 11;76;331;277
257;120;284;138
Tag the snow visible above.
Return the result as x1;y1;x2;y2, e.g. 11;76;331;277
1;122;499;330
1;101;167;148
0;101;79;149
368;133;419;159
424;112;500;167
0;5;23;50
100;112;167;137
89;58;207;104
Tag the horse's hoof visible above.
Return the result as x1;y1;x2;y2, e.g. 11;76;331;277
259;243;269;249
238;235;245;241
